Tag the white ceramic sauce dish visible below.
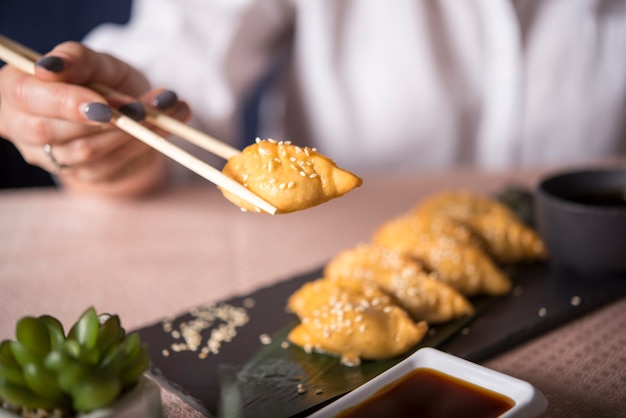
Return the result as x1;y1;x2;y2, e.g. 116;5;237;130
309;347;548;418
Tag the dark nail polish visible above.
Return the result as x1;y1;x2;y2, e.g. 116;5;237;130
83;102;112;122
152;90;178;111
35;56;66;73
118;102;146;121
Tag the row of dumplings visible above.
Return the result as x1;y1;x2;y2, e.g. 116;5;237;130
286;190;547;366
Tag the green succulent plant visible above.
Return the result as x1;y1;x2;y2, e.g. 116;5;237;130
0;307;149;416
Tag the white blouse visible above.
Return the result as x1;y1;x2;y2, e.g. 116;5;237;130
85;0;626;175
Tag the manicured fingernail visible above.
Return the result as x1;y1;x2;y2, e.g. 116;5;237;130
152;90;178;111
118;102;146;121
35;56;66;73
83;102;112;122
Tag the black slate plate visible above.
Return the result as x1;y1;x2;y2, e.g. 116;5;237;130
135;263;626;417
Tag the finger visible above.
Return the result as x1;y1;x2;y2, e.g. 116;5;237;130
59;148;166;198
10;140;59;174
142;89;180;112
2;110;113;148
1;66;112;125
63;140;161;184
31;127;153;171
138;88;192;137
34;42;150;98
13;129;125;173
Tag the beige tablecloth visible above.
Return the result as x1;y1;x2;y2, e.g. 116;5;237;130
1;165;624;417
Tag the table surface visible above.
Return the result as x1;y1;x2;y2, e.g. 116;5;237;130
1;163;625;418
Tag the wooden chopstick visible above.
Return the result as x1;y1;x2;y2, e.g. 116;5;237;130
0;34;277;215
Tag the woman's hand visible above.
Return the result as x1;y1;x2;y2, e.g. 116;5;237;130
0;41;190;197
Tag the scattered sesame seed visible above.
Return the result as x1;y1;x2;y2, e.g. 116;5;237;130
164;303;250;359
162;349;170;357
570;296;581;306
287;181;295;189
315;389;324;395
281;341;290;349
243;297;255;308
259;334;272;345
299;171;306;177
171;343;188;352
538;307;548;317
461;327;471;335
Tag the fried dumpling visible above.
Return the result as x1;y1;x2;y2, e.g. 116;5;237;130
221;138;362;213
324;244;474;324
414;190;547;263
372;214;512;296
287;277;428;366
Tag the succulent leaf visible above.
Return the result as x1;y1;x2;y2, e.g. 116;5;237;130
23;362;66;405
78;346;101;366
16;317;50;357
72;375;121;412
39;315;66;350
72;308;100;350
61;365;97;397
121;332;141;360
9;341;41;369
0;363;26;387
61;339;81;359
0;341;19;369
96;315;124;355
99;345;125;378
120;347;149;386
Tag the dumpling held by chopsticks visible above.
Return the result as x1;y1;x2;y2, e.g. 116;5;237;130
221;138;362;213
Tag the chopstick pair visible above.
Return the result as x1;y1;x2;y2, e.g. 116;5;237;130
0;34;278;215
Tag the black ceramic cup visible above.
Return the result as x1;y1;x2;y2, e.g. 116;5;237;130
535;168;626;276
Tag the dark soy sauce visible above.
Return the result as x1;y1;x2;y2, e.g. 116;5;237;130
336;367;514;418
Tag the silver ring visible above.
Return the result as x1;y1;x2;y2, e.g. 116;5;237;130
43;144;68;174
